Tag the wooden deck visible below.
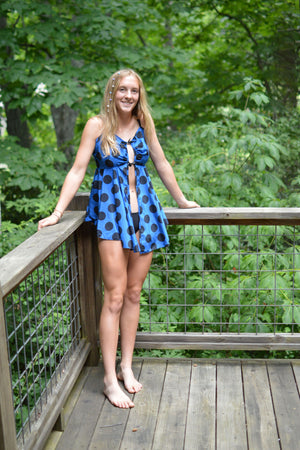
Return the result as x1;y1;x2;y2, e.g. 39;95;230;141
45;358;300;450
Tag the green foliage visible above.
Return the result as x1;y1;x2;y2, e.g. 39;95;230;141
0;220;37;256
0;136;67;256
1;0;298;129
154;81;299;209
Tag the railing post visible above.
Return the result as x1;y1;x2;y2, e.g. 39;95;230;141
0;286;17;450
76;222;101;366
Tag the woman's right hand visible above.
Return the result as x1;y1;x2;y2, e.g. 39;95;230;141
38;213;60;231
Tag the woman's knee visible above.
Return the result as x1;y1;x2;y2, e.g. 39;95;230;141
103;290;124;315
124;286;142;305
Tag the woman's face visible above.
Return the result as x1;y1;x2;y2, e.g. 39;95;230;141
114;75;140;114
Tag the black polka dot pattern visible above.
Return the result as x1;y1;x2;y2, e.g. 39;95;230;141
105;222;113;231
108;204;116;212
85;126;169;253
103;175;112;184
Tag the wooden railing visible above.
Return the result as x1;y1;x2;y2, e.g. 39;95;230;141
136;206;300;351
0;211;100;450
1;195;300;449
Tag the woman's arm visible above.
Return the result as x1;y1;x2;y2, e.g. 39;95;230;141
147;118;200;208
38;117;102;230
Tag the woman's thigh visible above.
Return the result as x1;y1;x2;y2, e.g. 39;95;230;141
126;249;153;292
98;239;152;292
98;239;129;293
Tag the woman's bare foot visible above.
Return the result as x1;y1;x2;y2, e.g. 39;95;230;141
117;367;143;394
103;381;134;409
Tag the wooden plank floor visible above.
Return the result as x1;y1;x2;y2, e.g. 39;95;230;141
47;358;300;450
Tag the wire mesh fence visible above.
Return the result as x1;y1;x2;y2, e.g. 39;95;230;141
140;224;300;335
3;236;81;444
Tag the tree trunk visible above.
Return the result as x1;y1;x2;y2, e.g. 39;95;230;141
1;15;33;149
4;104;32;148
51;103;79;166
274;39;298;109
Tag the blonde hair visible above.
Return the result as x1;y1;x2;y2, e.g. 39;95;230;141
99;69;153;156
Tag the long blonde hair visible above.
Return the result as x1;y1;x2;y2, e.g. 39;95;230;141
99;69;153;156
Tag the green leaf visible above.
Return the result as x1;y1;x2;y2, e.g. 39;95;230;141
240;110;257;124
190;305;203;323
282;307;293;324
294;307;300;325
203;306;214;323
249;92;269;106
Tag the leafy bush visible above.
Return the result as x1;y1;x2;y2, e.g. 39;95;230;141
0;136;67;256
155;83;299;208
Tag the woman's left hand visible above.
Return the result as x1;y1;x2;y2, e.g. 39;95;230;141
178;200;201;208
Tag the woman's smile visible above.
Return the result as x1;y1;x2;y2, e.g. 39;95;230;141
115;75;140;113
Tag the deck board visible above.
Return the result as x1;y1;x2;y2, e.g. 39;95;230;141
50;358;300;450
292;360;300;389
267;362;300;450
185;362;216;450
120;359;166;450
216;361;248;450
88;361;142;450
56;366;105;450
242;361;280;450
151;360;191;450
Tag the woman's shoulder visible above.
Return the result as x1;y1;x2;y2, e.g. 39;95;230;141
86;115;103;134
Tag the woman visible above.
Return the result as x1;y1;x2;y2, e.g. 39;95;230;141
38;69;199;408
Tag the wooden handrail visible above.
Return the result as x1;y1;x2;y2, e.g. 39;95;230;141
68;192;300;224
164;206;300;225
0;211;86;298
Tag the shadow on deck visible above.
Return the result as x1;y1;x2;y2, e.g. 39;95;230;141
45;358;300;450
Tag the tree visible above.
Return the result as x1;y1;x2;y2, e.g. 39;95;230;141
1;1;189;158
0;16;33;148
183;0;300;115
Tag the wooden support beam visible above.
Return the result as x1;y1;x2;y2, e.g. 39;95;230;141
135;332;300;351
0;286;17;450
76;223;100;366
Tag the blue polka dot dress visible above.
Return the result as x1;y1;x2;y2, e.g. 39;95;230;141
85;126;169;254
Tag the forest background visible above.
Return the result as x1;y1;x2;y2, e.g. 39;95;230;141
0;0;299;257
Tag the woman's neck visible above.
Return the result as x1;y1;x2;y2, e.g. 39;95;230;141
117;112;135;128
117;115;138;140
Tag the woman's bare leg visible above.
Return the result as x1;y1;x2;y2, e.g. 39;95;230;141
118;249;152;393
98;239;134;408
